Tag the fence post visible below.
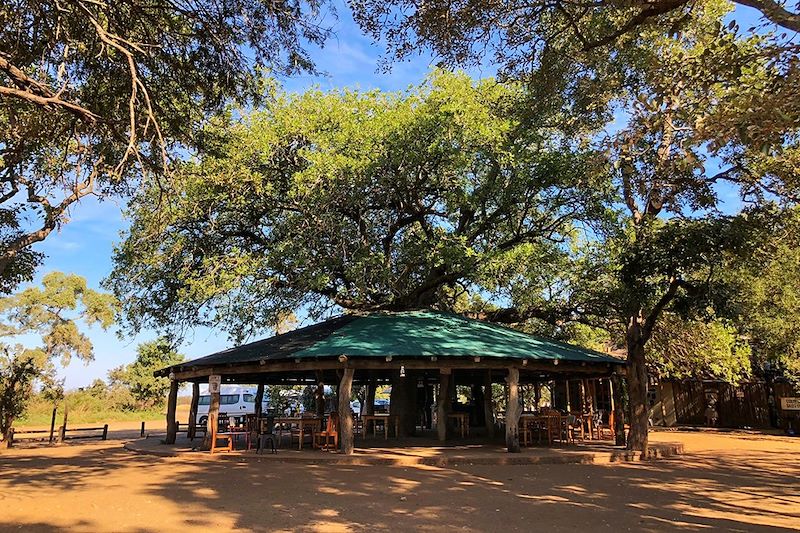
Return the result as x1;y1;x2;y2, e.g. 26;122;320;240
102;424;108;440
7;427;14;448
140;421;145;437
57;425;65;444
48;407;57;444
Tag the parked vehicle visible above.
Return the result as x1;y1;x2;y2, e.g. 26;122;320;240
197;386;269;425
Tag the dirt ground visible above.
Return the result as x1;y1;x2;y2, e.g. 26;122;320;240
0;428;798;532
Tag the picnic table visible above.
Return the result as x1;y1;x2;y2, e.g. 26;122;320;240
447;413;470;438
360;414;399;439
273;416;322;450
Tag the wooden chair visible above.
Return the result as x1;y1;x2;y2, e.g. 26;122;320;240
314;412;339;451
256;416;277;454
518;418;532;447
208;412;233;454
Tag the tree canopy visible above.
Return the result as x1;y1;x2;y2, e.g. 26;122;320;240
108;71;611;341
108;338;184;410
0;272;116;445
0;0;332;292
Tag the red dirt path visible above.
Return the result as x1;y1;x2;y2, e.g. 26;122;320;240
0;427;798;532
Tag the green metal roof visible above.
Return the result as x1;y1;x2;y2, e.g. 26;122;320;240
173;310;621;371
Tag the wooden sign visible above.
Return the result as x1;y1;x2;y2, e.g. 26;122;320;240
780;397;800;410
209;375;221;394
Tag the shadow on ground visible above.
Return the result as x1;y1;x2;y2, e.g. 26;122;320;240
0;432;798;532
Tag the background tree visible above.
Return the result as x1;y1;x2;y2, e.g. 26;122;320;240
0;0;332;292
108;338;184;410
107;71;610;341
355;0;799;450
0;272;116;447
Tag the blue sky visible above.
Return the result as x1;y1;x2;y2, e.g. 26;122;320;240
25;1;762;389
30;2;450;389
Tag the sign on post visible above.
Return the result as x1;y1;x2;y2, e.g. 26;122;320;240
209;375;221;394
779;397;800;411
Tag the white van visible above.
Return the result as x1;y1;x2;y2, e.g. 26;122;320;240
197;386;268;425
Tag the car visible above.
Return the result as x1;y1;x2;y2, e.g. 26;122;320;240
196;386;269;425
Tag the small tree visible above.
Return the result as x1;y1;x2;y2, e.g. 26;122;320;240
0;272;116;447
108;338;184;410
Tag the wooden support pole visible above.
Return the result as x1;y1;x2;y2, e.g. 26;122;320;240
165;378;179;444
58;403;68;444
505;368;521;453
254;383;265;421
579;379;587;413
365;376;376;416
534;383;541;411
611;374;626;447
314;371;325;417
141;421;145;437
188;382;200;440
483;370;495;439
339;368;355;455
202;380;221;451
102;424;109;440
565;380;572;413
48;407;57;444
437;370;451;441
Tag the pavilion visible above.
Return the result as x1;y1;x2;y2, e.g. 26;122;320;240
156;310;626;453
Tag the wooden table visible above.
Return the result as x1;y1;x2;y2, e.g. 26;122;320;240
360;415;399;439
274;416;322;450
447;413;470;438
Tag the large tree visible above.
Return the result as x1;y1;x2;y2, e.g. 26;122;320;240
0;272;116;447
107;71;610;341
108;338;184;410
0;0;331;292
353;0;800;450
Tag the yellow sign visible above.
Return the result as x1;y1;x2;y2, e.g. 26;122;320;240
779;397;800;410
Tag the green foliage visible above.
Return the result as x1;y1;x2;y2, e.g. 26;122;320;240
0;272;116;442
108;338;184;410
108;71;611;341
647;313;752;383
0;0;331;292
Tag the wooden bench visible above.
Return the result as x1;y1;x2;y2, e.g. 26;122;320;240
7;424;108;446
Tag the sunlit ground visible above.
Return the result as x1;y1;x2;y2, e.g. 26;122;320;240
1;429;798;532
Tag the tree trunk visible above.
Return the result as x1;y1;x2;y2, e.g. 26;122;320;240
339;368;355;454
505;368;521;453
611;373;626;446
436;370;451;441
202;384;220;451
188;383;200;440
165;379;179;444
483;370;495;438
626;320;649;452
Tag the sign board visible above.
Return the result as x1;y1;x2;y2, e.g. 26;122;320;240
208;375;221;394
780;397;800;411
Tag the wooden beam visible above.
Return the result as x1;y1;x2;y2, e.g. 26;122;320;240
484;370;495;439
188;382;200;440
168;357;622;381
505;368;521;453
339;368;355;455
436;370;451;441
165;379;179;445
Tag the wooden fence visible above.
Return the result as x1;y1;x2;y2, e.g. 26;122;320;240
653;380;799;429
